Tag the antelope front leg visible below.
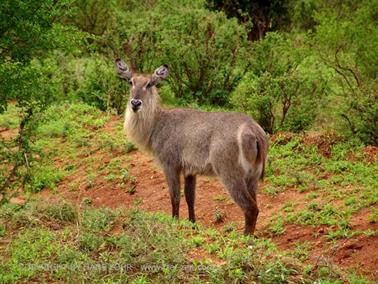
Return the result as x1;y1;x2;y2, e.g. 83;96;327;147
164;168;181;219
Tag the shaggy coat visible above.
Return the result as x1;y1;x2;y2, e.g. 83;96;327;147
116;59;268;234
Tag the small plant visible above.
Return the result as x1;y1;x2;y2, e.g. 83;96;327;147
326;227;352;240
86;172;96;189
368;209;378;224
105;173;116;182
263;186;281;196
213;207;225;223
257;259;297;283
82;197;93;206
223;223;237;233
121;168;130;182
0;224;6;237
78;233;103;252
270;215;286;235
269;175;297;188
282;202;294;213
81;208;117;232
27;164;66;192
204;242;220;254
46;203;77;223
68;180;80;192
318;266;331;278
127;176;138;194
218;245;234;259
305;192;319;200
133;197;144;206
308;202;319;211
292;241;310;261
57;246;86;265
124;141;137;153
127;185;137;195
228;268;245;281
190;236;204;247
303;265;313;275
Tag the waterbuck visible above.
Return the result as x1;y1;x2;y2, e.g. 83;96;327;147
115;59;268;235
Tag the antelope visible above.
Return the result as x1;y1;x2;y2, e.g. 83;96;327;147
115;59;268;235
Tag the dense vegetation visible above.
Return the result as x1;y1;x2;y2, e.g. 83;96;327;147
1;0;377;192
0;1;377;282
0;104;376;282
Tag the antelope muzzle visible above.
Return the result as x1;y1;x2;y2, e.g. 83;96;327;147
130;99;142;112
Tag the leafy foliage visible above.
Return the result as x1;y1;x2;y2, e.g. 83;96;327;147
1;0;377;197
0;0;85;192
0;0;79;63
0;201;352;283
313;0;378;145
1;102;376;282
206;0;292;40
110;1;251;105
231;33;330;133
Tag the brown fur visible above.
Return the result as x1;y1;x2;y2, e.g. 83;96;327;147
116;59;269;234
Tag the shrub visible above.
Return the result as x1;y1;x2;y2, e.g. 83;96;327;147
0;0;84;194
46;203;78;224
27;164;65;192
72;55;128;113
112;0;250;106
231;33;330;133
81;208;117;232
313;1;378;145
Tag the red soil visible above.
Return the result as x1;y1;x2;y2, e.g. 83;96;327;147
363;145;378;164
27;118;378;281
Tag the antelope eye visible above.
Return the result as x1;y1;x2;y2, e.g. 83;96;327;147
128;80;133;85
146;82;152;88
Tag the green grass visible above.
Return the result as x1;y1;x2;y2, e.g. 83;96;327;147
1;102;377;283
27;163;67;192
0;200;359;283
0;102;114;192
287;203;351;226
81;207;118;232
265;133;377;245
291;241;310;261
1;102;138;193
368;208;378;224
269;215;286;235
0;104;19;129
213;207;225;223
267;134;377;206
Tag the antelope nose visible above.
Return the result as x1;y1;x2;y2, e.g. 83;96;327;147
131;99;142;108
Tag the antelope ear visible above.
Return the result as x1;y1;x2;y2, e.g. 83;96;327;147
150;65;168;85
115;58;133;81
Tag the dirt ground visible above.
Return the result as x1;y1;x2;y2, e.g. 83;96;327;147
26;117;378;280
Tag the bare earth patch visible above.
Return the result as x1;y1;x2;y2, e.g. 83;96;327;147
37;117;378;281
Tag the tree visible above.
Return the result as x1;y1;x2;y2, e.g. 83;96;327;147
313;0;378;145
231;33;330;133
110;0;251;105
206;0;291;41
0;0;83;192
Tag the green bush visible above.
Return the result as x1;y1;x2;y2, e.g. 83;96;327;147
69;55;128;113
313;1;378;145
24;54;128;115
81;208;117;232
46;203;78;224
78;233;103;252
110;0;250;106
0;0;84;193
231;33;330;133
27;164;65;192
